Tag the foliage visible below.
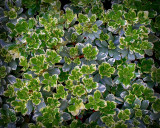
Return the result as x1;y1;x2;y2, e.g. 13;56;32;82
0;0;160;127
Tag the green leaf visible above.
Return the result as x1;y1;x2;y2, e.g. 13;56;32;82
131;83;145;97
42;73;58;91
82;76;98;91
99;62;115;78
78;13;89;23
135;109;142;118
54;85;68;99
30;92;42;105
124;94;136;104
82;44;99;60
11;100;27;115
69;46;78;58
28;78;41;91
86;90;106;111
99;101;116;115
65;79;74;91
151;67;160;83
46;50;62;66
138;11;150;24
152;99;160;113
0;108;17;126
64;56;72;65
118;109;131;121
94;90;101;99
68;97;85;116
19;56;28;71
65;8;76;23
0;66;7;79
17;87;29;101
6;22;15;31
28;18;36;29
92;24;98;32
115;121;127;128
73;57;81;65
37;106;60;127
80;64;96;75
8;8;17;19
75;24;83;35
23;73;33;79
108;40;116;49
90;14;97;23
14;78;25;88
58;68;69;83
124;9;137;22
71;32;78;42
118;64;135;86
69;66;83;81
47;97;60;108
143;115;150;124
101;115;115;127
73;84;86;97
4;85;15;98
100;32;109;41
30;55;48;74
143;87;156;102
16;21;28;33
137;58;154;73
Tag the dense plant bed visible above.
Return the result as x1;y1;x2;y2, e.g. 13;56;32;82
0;0;160;127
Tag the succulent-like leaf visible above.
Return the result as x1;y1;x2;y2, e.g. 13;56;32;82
99;62;115;78
118;64;135;86
82;44;99;60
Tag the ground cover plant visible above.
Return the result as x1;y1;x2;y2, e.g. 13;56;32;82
0;0;160;127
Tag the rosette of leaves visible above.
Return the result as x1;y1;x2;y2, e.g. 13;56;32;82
76;13;99;33
124;83;156;104
42;72;58;91
85;90;106;111
11;100;28;115
80;64;96;75
0;106;17;127
117;63;136;86
72;84;86;97
37;106;61;128
118;109;131;121
152;99;160;113
82;76;98;92
82;44;99;60
58;68;69;83
46;49;62;66
101;115;115;127
30;92;42;105
99;101;116;115
27;77;41;91
63;8;77;26
98;62;115;78
119;25;153;55
69;46;79;58
54;84;68;99
4;85;15;98
137;58;154;73
0;66;7;79
29;54;48;74
102;4;125;31
68;97;85;116
68;66;83;81
0;48;12;63
151;67;160;83
135;109;142;118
